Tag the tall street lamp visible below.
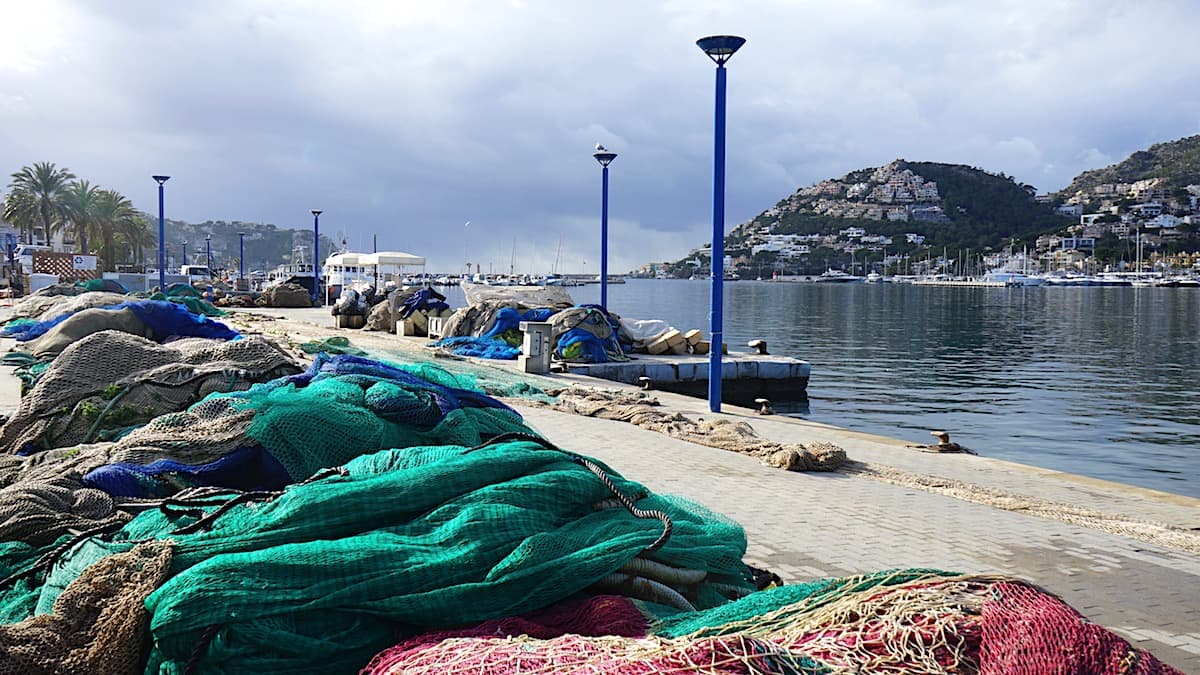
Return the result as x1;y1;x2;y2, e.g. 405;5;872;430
311;210;322;305
697;34;745;413
592;145;617;312
152;175;170;290
205;234;212;274
238;232;245;282
182;240;188;267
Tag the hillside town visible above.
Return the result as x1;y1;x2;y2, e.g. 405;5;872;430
642;162;1200;280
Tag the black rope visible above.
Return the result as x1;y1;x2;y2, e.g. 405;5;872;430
170;490;281;535
571;454;673;554
165;467;347;535
184;624;221;675
464;431;559;453
0;519;127;589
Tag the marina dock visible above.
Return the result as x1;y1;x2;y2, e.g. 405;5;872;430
214;307;1200;672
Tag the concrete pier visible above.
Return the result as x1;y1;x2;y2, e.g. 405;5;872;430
6;306;1198;671
564;351;810;404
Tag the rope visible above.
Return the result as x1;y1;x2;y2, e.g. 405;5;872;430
0;519;128;589
571;454;673;554
184;624;222;675
170;490;281;535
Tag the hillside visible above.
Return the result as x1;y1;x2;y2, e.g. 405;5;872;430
1058;134;1200;197
661;160;1071;276
153;218;335;274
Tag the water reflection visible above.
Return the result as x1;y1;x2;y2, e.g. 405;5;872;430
437;280;1198;496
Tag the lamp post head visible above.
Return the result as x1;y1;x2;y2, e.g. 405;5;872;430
152;175;170;185
205;234;211;241
311;209;322;218
593;149;618;168
696;35;746;65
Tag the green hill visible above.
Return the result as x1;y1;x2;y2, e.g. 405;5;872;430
662;160;1071;276
1058;134;1200;197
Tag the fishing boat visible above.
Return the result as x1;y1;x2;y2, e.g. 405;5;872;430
264;246;316;293
323;250;427;296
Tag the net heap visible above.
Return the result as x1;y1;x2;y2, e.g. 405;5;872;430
0;287;1183;674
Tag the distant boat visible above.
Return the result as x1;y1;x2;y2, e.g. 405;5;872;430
866;272;883;283
982;270;1046;287
814;269;864;283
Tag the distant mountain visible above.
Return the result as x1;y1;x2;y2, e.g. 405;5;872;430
1058;134;1200;198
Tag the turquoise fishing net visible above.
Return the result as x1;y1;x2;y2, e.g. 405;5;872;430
63;439;754;673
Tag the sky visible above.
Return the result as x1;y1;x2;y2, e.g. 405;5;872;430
2;0;1199;274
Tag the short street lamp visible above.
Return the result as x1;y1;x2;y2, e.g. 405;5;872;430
152;175;170;289
238;232;245;282
697;34;745;413
592;145;617;312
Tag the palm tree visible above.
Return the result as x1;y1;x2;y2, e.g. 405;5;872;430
92;189;140;271
115;213;156;271
59;179;102;254
7;162;75;245
1;190;39;245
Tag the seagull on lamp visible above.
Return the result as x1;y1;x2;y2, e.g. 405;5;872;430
595;143;607;152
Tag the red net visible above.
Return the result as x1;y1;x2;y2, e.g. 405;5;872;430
362;575;1186;675
980;581;1183;675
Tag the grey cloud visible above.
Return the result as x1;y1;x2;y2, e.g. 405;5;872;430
2;0;1198;272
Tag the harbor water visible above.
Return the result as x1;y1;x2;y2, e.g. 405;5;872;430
441;279;1200;498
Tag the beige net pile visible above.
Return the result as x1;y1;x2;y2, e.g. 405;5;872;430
0;540;173;675
0;331;298;455
4;291;129;326
0;473;127;545
255;283;311;308
439;300;518;338
537;388;847;471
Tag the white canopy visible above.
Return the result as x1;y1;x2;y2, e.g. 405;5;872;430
325;252;363;266
360;251;425;268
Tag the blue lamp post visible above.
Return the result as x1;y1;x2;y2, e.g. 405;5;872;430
205;234;212;274
697;34;745;413
152;175;169;290
311;210;322;305
182;240;188;267
238;232;245;282
592;145;617;312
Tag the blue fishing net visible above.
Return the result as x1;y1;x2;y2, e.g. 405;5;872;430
81;446;291;498
398;287;450;319
482;307;557;339
431;336;523;359
1;300;238;342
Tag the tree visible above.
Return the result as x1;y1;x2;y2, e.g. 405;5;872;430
7;162;75;244
1;190;39;245
91;189;140;271
59;179;102;253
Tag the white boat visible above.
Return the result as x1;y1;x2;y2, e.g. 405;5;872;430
324;250;427;295
814;269;864;283
865;272;883;283
264;246;316;290
982;271;1045;287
